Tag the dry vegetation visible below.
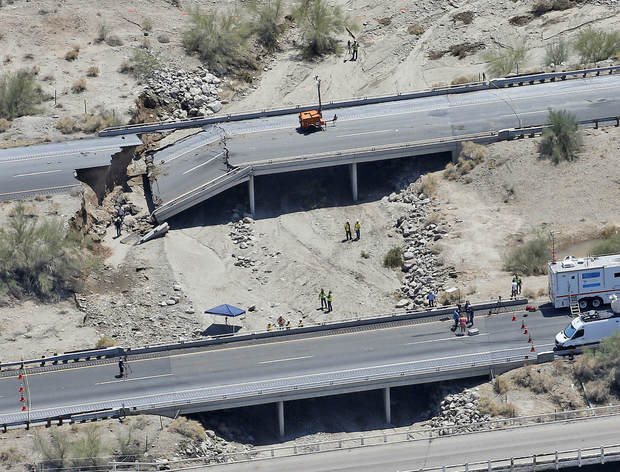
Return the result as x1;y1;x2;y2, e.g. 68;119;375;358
169;417;207;441
443;141;487;182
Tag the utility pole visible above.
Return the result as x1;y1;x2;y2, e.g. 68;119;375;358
314;75;322;112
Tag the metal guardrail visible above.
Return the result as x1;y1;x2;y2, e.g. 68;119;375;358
0;347;123;372
99;65;620;137
106;405;620;471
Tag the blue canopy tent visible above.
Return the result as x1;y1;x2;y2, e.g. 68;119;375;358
204;304;245;332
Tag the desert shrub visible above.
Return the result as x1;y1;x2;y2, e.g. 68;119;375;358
56;116;80;134
408;25;424;35
453;11;474;25
293;0;358;57
169;417;206;441
360;250;370;259
116;425;141;459
0;204;89;300
96;22;110;43
81;109;122;133
483;43;527;77
65;47;79;61
96;337;116;348
585;379;610;404
0;118;8;132
494;376;510;395
119;60;131;74
428;50;445;60
538;109;582;163
448;41;485;59
503;234;550;276
129;49;160;80
522;288;536;298
416;174;438;196
157;33;170;43
71;425;108;468
0;446;23;468
591;232;620;256
87;65;100;77
509;15;534;26
71;78;87;93
549;388;584;410
478;397;517;417
142;17;153;32
532;0;571;15
443;141;486;180
34;430;71;469
545;38;569;65
183;9;253;73
106;34;123;47
249;0;286;51
451;75;477;85
383;247;403;268
439;289;463;305
574;28;620;63
377;17;391;26
0;70;41;119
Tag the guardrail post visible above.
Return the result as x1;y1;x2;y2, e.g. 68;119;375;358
555;451;558;470
601;446;605;464
488;459;492;471
271;449;275;458
595;119;599;129
615;117;619;127
510;457;514;470
578;448;582;466
533;454;537;469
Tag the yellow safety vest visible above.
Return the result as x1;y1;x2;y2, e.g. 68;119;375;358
327;294;333;302
355;222;360;230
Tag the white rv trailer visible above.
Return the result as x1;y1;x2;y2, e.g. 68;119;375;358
548;254;620;309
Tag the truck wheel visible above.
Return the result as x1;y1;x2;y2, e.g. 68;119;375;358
578;299;590;310
591;297;603;309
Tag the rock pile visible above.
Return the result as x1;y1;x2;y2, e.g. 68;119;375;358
140;66;224;121
387;184;454;309
229;217;256;250
428;388;491;435
174;429;252;464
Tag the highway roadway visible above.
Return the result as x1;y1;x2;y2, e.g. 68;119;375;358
152;75;620;208
0;309;571;425
203;414;620;472
0;135;142;201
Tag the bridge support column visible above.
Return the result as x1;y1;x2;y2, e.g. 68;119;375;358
349;163;358;202
248;174;255;217
383;387;391;424
277;401;285;437
451;142;462;163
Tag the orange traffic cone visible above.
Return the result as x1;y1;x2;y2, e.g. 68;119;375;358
512;315;516;321
18;386;24;393
527;334;532;343
521;321;526;329
20;396;25;403
523;328;529;335
18;374;23;380
530;344;536;352
21;406;27;411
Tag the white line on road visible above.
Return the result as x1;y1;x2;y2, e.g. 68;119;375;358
13;169;63;178
182;152;224;175
405;333;490;345
96;373;172;385
336;129;394;138
260;356;313;364
0;183;81;198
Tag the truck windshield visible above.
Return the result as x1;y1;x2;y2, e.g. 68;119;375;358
564;323;577;339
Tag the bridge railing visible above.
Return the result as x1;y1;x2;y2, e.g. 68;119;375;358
106;405;620;470
99;65;620;137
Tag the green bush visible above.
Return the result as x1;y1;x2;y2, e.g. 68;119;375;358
383;247;403;268
545;38;569;66
183;9;252;72
483;43;527;77
130;48;160;80
574;28;620;63
574;333;620;396
249;0;286;51
591;232;620;256
70;425;108;468
293;0;358;57
0;204;88;300
503;235;550;276
34;430;71;469
538;109;582;163
0;70;41;119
